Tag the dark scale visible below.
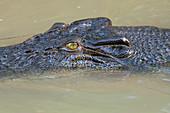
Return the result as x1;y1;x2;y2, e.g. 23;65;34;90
0;17;169;77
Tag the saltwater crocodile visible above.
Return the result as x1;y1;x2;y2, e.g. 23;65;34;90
0;17;169;77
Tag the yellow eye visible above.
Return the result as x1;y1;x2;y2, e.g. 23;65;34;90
66;42;78;50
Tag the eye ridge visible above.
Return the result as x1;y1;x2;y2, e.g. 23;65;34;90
66;42;79;50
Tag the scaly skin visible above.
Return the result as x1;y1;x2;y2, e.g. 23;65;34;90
0;17;169;76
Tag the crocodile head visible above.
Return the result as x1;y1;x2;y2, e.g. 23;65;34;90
52;17;133;69
0;17;133;72
1;17;169;74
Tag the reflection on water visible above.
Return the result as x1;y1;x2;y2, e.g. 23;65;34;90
0;0;170;112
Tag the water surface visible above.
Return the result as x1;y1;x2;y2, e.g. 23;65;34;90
0;71;170;113
0;0;170;113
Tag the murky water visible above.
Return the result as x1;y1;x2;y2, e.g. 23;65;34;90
0;71;170;113
0;0;170;113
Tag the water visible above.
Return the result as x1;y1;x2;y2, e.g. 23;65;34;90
0;0;170;113
0;71;170;113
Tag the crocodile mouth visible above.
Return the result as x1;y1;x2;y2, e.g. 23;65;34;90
81;37;133;65
59;36;133;67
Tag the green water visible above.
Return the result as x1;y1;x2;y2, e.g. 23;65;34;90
0;0;170;113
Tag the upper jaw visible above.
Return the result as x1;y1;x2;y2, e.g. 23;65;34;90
82;36;133;59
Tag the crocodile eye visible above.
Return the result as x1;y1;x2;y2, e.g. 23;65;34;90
66;42;79;50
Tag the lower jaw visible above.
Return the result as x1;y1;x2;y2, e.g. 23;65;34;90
66;60;125;69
